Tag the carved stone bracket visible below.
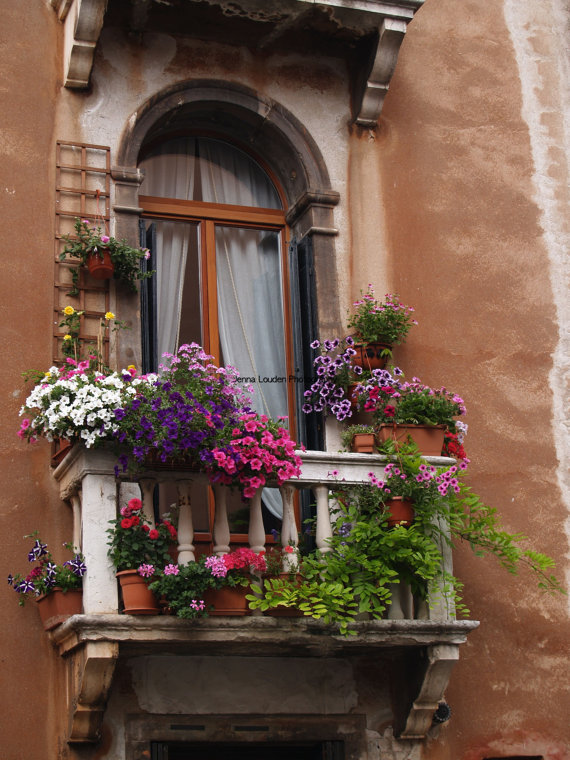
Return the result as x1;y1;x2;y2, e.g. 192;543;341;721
354;18;409;126
66;639;119;743
54;0;107;89
398;643;461;739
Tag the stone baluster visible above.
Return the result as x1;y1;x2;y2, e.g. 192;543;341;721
70;492;82;551
212;483;231;556
139;478;156;526
313;484;333;554
81;472;119;614
387;583;405;619
279;484;299;572
176;480;195;565
248;488;265;554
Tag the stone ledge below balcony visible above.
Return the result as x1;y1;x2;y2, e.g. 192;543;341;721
52;613;479;657
50;614;478;743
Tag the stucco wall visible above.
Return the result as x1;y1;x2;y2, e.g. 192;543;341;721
0;0;568;759
0;2;70;759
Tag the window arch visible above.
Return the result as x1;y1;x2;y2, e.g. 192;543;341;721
114;81;341;452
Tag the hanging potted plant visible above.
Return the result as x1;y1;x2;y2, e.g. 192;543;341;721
106;498;178;614
59;218;154;296
347;286;417;369
249;450;565;634
7;533;86;630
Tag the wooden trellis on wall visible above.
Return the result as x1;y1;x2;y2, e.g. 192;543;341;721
54;140;112;366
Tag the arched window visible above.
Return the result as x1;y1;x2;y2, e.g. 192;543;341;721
137;136;294;532
138;136;294;428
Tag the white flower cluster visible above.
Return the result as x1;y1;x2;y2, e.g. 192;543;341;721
20;367;156;448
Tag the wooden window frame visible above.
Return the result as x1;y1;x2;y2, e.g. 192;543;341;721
139;194;299;544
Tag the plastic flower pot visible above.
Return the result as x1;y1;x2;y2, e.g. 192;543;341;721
351;433;376;453
203;584;251;616
117;569;159;615
87;249;114;279
376;424;446;457
385;497;415;528
352;342;391;371
36;588;83;630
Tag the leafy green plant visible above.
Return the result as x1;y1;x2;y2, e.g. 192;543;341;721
347;286;417;345
248;449;565;634
106;498;178;571
7;533;86;606
340;423;375;452
59;217;154;296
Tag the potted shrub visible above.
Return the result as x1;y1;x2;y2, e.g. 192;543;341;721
353;367;467;456
7;533;86;629
347;286;417;368
106;497;178;614
59;217;154;296
201;548;267;615
341;424;377;453
249;450;564;634
148;548;267;617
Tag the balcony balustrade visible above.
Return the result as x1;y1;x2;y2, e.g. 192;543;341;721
50;444;478;743
54;445;457;623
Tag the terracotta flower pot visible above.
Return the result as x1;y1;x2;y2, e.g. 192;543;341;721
117;569;159;615
376;424;446;457
352;342;391;371
385;497;415;528
51;438;72;467
203;584;251;616
351;432;376;453
36;588;83;630
87;248;114;279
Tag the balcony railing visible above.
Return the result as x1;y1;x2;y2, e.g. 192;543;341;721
53;445;457;623
51;444;478;743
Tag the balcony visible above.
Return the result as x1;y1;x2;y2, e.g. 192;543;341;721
51;445;478;744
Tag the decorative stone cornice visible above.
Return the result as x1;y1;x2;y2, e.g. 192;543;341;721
53;0;423;124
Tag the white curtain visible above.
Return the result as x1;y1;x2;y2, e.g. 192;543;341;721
139;139;196;356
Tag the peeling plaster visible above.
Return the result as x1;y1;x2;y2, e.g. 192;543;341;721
503;0;570;610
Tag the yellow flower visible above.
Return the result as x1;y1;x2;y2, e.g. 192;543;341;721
105;311;115;320
44;372;51;379
63;334;72;341
127;365;136;371
63;306;75;316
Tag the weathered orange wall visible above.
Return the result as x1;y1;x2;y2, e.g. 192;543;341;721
0;3;70;758
348;0;569;757
0;0;568;758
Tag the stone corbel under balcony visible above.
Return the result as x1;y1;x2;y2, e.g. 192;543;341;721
51;614;478;743
50;445;478;744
